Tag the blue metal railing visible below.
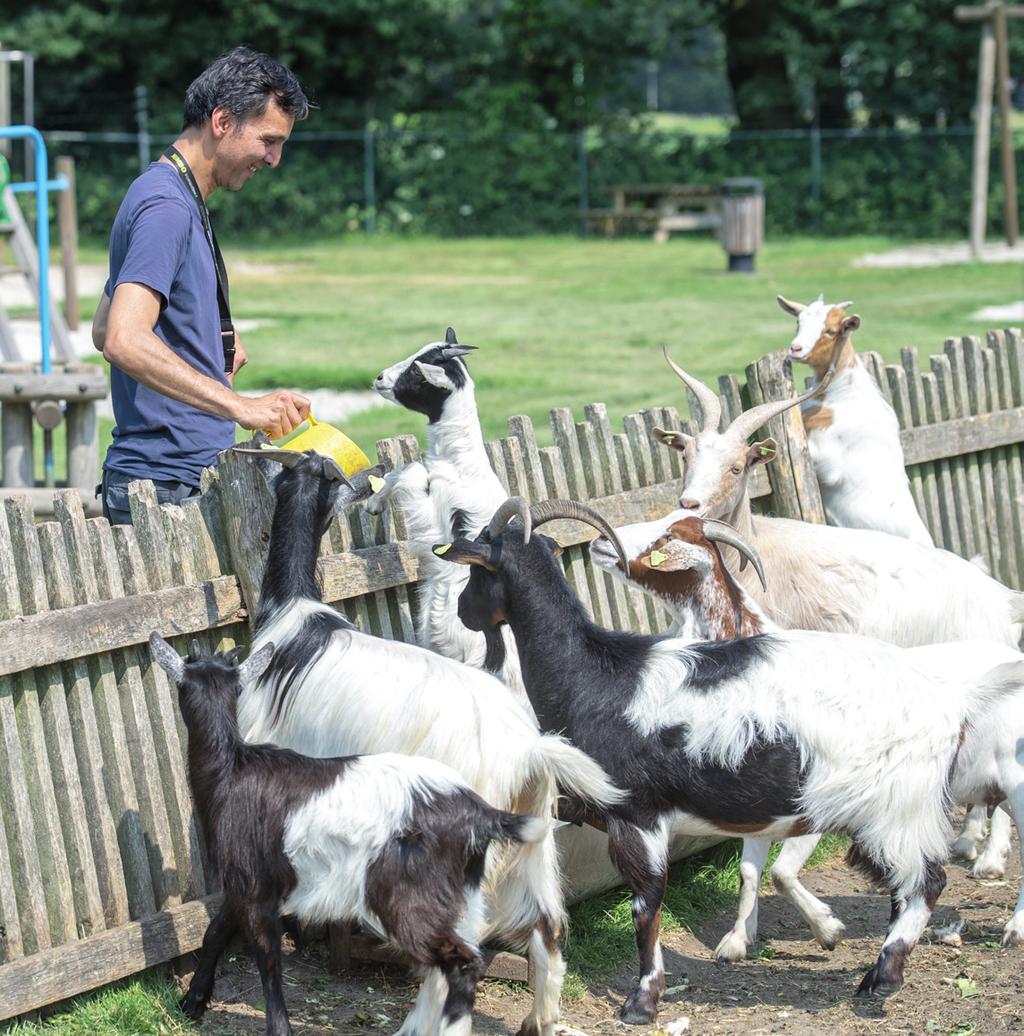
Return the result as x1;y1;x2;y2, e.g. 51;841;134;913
0;124;60;374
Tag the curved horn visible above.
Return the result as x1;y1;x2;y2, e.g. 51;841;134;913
439;344;478;359
725;349;841;443
231;446;304;469
777;294;805;316
702;518;767;591
662;345;721;434
487;497;532;542
528;499;629;571
189;639;202;661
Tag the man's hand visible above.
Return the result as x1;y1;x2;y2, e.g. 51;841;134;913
227;330;248;386
234;389;311;440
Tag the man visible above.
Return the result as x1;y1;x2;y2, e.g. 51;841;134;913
94;46;312;524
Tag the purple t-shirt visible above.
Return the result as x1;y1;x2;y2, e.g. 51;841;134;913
103;161;234;486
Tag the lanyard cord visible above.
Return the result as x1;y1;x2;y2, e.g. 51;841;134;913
163;146;236;374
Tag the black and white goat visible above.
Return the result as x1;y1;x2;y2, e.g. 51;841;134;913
433;497;1023;1021
367;328;523;692
594;514;1024;951
150;633;548;1036
230;446;625;1036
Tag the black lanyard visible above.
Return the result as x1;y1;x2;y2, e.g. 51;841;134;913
163;145;236;374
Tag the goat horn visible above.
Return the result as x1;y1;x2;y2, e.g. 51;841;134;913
777;294;805;315
487;497;532;543
662;345;721;434
724;341;843;442
439;344;478;359
231;446;304;469
702;518;767;591
528;499;629;571
189;638;202;660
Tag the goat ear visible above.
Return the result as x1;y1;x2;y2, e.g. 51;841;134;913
148;632;185;684
746;438;777;468
415;360;453;390
652;426;693;452
432;538;497;570
642;540;712;574
238;643;275;686
445;326;458;344
840;314;861;335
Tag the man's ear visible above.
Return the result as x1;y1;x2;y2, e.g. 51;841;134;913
746;438;777;468
209;106;235;140
432;538;497;570
652;427;694;452
840;315;861;335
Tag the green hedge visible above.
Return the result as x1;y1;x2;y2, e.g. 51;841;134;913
40;120;1023;241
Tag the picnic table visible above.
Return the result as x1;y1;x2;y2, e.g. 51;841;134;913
584;184;722;240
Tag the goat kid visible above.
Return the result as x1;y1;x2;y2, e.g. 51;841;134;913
231;445;625;1036
368;328;522;690
777;293;933;546
150;633;548;1036
435;497;1023;1021
596;514;1024;948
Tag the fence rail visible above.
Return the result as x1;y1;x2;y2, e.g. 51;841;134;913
0;331;1022;1019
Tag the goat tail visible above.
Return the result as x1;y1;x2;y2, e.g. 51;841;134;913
530;735;627;812
485;810;551;847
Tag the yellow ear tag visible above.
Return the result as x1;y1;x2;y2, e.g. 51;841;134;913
368;474;386;493
759;445;772;457
434;543;452;556
649;548;667;567
664;434;675;445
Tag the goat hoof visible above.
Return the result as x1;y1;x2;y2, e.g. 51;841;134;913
515;1019;542;1036
712;931;748;962
1002;924;1024;948
619;994;658;1025
971;858;1007;880
950;838;979;862
815;918;846;951
855;966;902;998
179;994;209;1021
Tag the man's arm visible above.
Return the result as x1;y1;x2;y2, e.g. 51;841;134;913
103;281;309;439
92;291;110;352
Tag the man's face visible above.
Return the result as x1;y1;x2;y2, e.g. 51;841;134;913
213;99;294;191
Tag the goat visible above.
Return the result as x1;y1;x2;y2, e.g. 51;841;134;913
776;293;933;546
596;514;1024;950
434;496;1023;1020
150;633;550;1036
230;445;625;1036
368;327;523;690
631;347;1024;648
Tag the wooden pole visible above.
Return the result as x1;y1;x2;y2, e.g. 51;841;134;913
994;2;1019;245
56;157;79;331
970;21;996;256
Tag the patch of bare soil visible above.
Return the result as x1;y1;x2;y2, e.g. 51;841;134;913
184;824;1023;1036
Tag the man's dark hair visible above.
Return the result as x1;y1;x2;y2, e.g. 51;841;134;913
182;46;310;130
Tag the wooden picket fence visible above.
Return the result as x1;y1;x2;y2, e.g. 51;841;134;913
0;330;1022;1020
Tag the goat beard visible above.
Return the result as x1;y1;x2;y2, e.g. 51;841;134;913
483;626;507;674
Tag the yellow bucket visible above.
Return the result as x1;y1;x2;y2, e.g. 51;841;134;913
279;414;371;476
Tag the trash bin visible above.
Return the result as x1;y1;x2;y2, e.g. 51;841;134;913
720;177;764;273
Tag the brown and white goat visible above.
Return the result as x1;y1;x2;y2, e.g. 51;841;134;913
776;293;933;546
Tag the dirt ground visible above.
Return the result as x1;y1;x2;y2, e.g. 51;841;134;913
186;824;1024;1036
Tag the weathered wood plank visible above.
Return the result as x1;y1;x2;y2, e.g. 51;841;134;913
32;523;107;941
51;495;133;929
0;576;247;678
949;338;992;566
900;348;943;546
963;338;1001;576
622;414;656;488
4;500;79;949
900;406;1024;462
933;353;976;558
921;372;961;553
990;330;1024;587
885;364;931;542
0;894;223;1022
583;404;623;494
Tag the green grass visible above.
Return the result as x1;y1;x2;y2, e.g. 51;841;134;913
208;234;1022;456
0;972;191;1035
561;833;848;997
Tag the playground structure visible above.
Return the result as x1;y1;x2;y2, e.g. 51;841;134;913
0;125;107;516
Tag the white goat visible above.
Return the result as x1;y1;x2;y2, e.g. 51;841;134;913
232;447;624;1036
594;513;1024;950
777;293;933;546
367;328;523;691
